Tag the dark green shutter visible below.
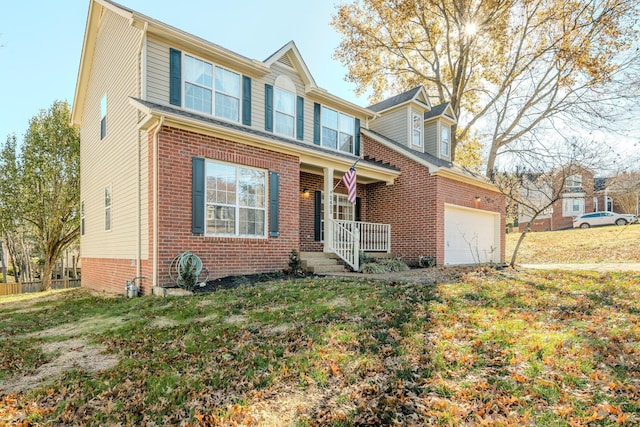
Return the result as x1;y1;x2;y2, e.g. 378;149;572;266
269;171;279;237
296;96;304;141
265;84;273;132
355;197;362;222
314;190;322;241
242;76;252;126
192;157;205;234
169;48;182;106
354;118;361;156
313;103;321;145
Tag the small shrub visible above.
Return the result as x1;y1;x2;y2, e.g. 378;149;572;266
380;258;410;272
360;263;388;274
418;255;436;268
289;249;302;275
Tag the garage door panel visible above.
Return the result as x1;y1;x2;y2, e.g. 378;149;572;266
444;205;499;265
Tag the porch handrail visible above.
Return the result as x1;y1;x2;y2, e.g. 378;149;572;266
330;219;360;271
329;220;391;271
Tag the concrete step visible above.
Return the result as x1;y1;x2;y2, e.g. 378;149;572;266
299;252;347;274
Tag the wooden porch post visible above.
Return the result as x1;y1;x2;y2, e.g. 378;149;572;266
323;167;334;252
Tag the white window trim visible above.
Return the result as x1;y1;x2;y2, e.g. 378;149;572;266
100;94;107;140
440;122;451;157
81;201;85;236
562;195;585;217
274;87;296;139
411;111;423;147
182;52;241;123
104;185;112;232
566;174;582;189
204;160;268;238
320;106;356;154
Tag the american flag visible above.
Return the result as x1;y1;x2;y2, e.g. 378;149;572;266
342;167;357;204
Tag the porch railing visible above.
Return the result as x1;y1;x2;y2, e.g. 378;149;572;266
330;220;391;271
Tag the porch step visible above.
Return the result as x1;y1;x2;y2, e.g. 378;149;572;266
300;252;348;274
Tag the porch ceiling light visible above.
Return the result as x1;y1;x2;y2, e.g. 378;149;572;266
302;188;310;199
475;196;481;202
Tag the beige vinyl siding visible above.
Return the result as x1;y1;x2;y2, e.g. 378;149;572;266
369;107;408;146
424;121;438;158
80;9;148;259
146;36;170;105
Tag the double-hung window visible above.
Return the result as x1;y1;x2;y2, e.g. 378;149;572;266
321;106;355;154
275;88;295;137
205;161;266;237
104;186;112;231
566;175;582;190
184;54;240;121
441;125;450;156
412;113;422;146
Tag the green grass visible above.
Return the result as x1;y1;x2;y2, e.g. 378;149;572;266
506;223;640;264
1;270;640;425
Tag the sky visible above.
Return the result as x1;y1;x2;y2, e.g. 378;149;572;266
0;0;366;141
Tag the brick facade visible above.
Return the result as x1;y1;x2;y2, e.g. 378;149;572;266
152;127;300;289
363;135;505;265
81;257;152;295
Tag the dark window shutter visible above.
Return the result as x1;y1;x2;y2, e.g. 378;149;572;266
242;76;252;126
296;96;304;141
354;118;361;156
313;103;321;145
314;190;322;241
192;157;205;234
169;48;182;106
265;84;273;132
355;197;362;222
269;171;279;237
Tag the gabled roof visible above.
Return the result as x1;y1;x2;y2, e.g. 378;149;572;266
424;102;456;122
368;86;431;113
362;128;498;191
264;40;317;89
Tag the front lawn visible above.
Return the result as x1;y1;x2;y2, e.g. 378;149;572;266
1;269;640;425
506;223;640;264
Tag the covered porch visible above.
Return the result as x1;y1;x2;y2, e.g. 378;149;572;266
298;154;399;271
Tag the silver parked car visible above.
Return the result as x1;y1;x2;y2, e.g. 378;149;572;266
572;211;638;228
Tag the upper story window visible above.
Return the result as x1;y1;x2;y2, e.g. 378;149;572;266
184;54;240;122
81;201;85;236
275;88;296;137
104;186;112;231
205;160;266;237
321;106;354;154
412;113;422;147
100;94;107;140
566;175;582;189
441;124;450;157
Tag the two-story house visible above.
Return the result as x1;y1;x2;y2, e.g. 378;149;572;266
518;166;595;231
72;0;505;294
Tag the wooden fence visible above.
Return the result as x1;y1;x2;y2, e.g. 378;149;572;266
0;278;81;296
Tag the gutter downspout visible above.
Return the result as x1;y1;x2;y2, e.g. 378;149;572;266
136;21;148;283
152;116;164;289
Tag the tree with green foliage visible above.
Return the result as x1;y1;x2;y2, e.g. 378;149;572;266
0;101;80;290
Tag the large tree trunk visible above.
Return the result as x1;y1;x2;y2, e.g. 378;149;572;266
41;254;54;291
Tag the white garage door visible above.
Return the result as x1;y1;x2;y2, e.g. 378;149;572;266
444;204;500;265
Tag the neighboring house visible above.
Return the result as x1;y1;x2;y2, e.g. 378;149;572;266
594;173;640;216
72;0;505;295
518;166;595;232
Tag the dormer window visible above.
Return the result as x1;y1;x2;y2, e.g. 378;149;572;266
441;125;450;157
321;106;354;153
412;113;422;147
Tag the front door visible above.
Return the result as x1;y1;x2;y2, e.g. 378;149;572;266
320;192;354;241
